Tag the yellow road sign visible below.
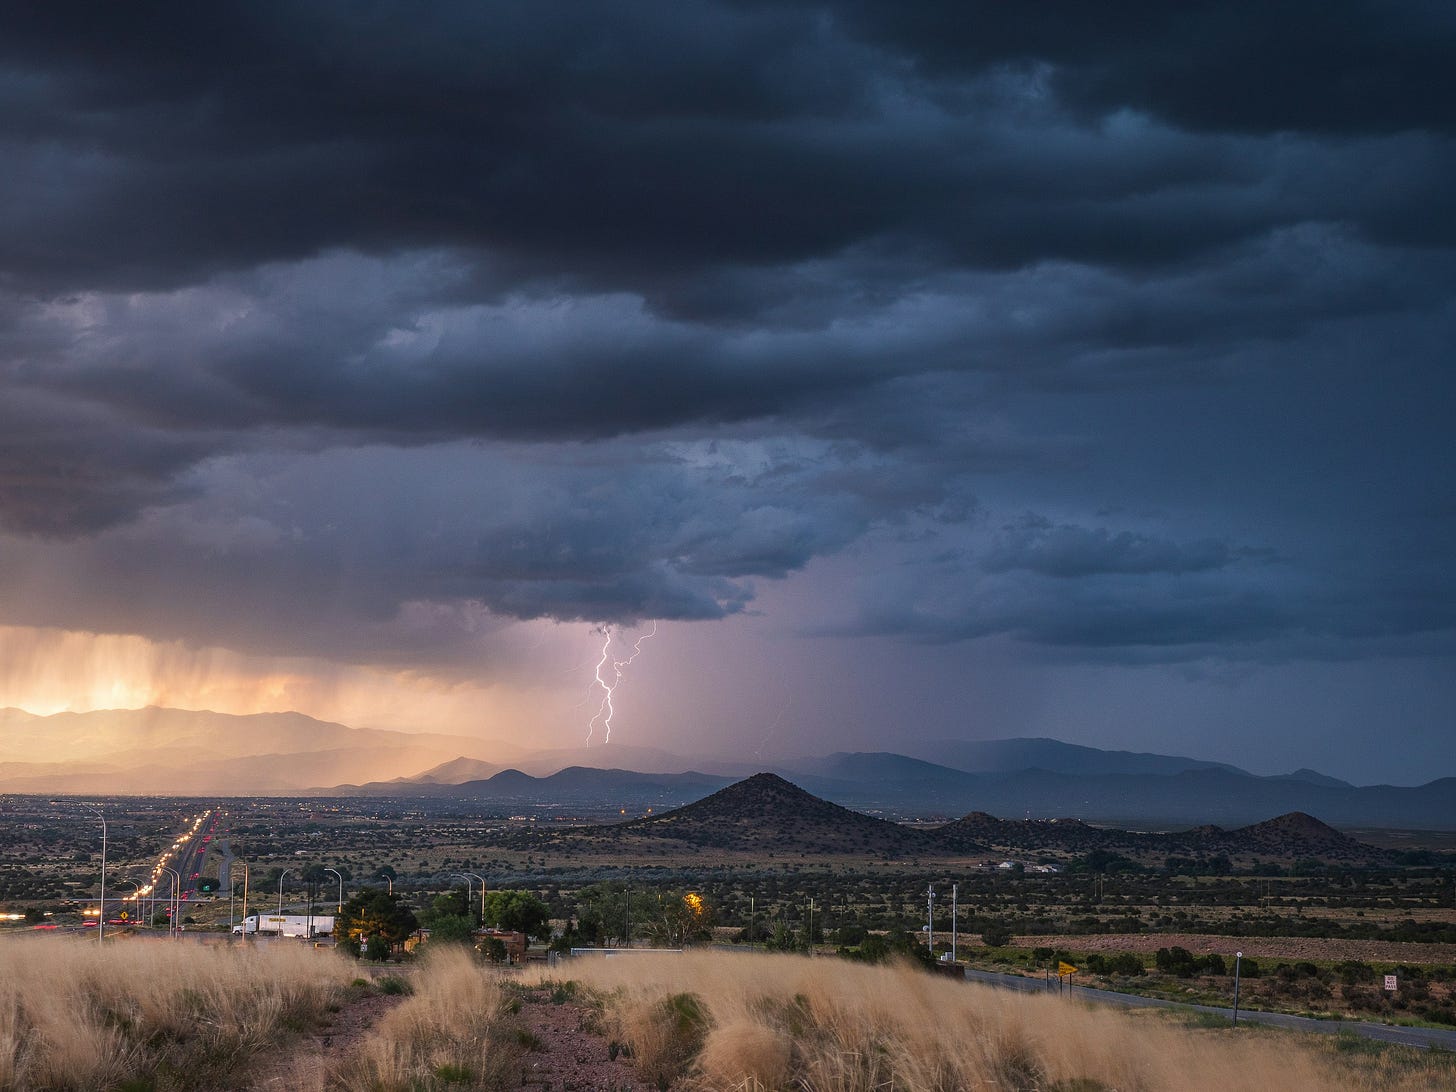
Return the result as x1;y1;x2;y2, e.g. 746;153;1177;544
1058;961;1077;976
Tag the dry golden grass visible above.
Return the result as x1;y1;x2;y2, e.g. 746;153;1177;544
8;937;1451;1091
0;935;352;1091
526;951;1456;1092
322;947;518;1092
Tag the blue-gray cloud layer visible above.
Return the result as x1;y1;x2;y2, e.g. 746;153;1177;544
0;1;1452;674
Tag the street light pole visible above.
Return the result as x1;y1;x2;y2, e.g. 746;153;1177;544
278;868;294;917
325;868;344;914
462;871;485;924
926;885;935;955
451;873;474;924
160;867;180;938
85;805;107;945
240;862;250;939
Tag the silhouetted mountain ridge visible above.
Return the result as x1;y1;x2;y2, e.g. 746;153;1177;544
610;772;945;856
562;775;1385;864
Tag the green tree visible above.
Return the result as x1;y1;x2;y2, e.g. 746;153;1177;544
423;913;475;945
573;883;658;947
643;891;714;947
428;888;470;919
419;888;476;946
481;890;552;942
336;890;418;954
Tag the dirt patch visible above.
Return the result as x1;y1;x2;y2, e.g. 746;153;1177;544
250;982;407;1090
512;984;648;1091
1020;933;1456;964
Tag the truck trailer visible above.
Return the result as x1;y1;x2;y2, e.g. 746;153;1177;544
232;914;334;938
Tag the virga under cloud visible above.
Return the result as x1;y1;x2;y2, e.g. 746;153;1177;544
0;2;1452;779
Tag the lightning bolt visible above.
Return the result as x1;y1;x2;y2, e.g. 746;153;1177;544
586;621;657;744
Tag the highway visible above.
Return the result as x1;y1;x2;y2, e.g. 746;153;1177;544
961;967;1456;1051
115;808;222;927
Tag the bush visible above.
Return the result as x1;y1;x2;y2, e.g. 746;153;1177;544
981;925;1013;948
1105;953;1144;977
1155;947;1199;978
377;975;412;995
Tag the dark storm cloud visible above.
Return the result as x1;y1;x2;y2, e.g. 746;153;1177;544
0;438;922;659
0;0;1452;670
4;1;1455;297
981;516;1246;578
831;1;1456;136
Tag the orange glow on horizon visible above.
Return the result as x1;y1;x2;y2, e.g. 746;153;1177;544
0;624;533;739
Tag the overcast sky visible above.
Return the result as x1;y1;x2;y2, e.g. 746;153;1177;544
1;2;1452;783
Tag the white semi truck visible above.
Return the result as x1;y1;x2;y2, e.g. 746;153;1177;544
232;914;335;938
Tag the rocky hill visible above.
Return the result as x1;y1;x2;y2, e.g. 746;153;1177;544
930;807;1387;866
1204;811;1379;862
542;775;1385;866
596;772;947;857
933;812;1138;855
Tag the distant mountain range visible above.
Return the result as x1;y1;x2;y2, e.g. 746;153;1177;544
0;706;506;794
1;706;1452;829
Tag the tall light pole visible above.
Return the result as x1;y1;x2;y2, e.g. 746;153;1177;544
85;805;107;945
239;862;250;938
277;868;294;918
951;883;958;963
926;885;936;955
463;872;485;924
160;867;180;938
325;868;344;914
451;873;482;925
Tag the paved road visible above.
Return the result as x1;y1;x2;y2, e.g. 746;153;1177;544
961;967;1456;1051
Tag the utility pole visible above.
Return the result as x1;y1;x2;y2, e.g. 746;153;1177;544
806;898;816;955
951;883;958;963
926;885;936;954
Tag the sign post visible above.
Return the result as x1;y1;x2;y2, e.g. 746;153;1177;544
1057;960;1077;996
1232;952;1243;1026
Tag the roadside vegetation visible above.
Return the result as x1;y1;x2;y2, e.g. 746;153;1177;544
0;935;351;1090
531;950;1456;1091
3;937;1455;1090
